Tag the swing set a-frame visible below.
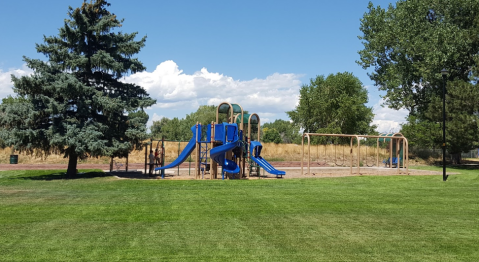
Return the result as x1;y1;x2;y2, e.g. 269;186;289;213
301;132;409;176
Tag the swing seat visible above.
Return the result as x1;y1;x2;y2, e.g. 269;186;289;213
113;160;124;171
383;157;399;167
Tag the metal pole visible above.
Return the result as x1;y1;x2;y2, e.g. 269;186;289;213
357;137;360;175
376;138;379;167
442;70;448;181
301;135;304;175
308;135;311;176
177;141;180;176
349;137;353;175
161;138;165;179
144;141;148;175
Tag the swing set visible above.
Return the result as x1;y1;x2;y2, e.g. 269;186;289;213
302;133;409;176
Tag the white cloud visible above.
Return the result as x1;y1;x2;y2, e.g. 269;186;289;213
254;112;277;124
0;61;301;125
3;61;408;135
0;65;32;98
146;113;164;131
124;60;302;119
371;98;408;133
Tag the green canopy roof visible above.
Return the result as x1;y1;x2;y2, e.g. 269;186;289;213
217;103;242;114
235;113;259;124
378;133;403;142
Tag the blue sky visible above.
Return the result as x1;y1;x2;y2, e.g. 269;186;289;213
0;0;407;133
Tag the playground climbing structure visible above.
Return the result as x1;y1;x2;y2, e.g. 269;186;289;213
152;102;285;179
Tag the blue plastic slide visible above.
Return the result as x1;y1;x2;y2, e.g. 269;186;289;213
155;125;197;171
210;141;241;174
250;141;286;176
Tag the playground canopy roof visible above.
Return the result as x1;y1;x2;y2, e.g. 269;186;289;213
218;103;242;114
235;114;259;124
378;133;405;143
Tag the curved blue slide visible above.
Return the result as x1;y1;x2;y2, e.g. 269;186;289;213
210;141;240;174
250;141;286;176
155;125;197;171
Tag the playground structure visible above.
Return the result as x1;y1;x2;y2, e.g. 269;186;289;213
149;102;285;179
302;132;409;175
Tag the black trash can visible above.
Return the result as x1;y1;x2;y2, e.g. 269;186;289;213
10;155;18;164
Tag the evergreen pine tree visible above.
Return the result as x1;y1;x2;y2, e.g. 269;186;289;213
0;0;155;177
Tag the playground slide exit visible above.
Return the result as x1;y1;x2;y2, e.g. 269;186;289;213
250;141;285;176
155;125;197;171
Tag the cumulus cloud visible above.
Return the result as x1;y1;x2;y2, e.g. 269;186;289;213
0;65;32;98
124;60;302;117
1;61;301;125
2;61;408;134
146;113;164;131
371;98;408;133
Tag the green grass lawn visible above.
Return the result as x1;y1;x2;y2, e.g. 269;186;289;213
1;167;478;261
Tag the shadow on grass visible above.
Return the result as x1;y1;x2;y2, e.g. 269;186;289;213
110;171;151;179
430;160;479;170
14;169;163;181
16;170;112;181
449;164;479;170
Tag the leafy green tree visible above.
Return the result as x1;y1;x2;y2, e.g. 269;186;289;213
426;80;479;162
159;117;185;141
400;115;440;149
182;105;217;140
150;117;171;139
401;81;479;163
287;72;376;136
358;0;479;161
151;105;235;141
358;1;479;113
262;119;301;144
0;1;155;176
262;127;282;144
184;105;218;125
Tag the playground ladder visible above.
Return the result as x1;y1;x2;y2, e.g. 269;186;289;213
199;141;209;178
248;158;262;177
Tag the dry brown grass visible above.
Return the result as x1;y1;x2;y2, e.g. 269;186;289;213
279;143;390;166
1;148;136;165
1;142;391;166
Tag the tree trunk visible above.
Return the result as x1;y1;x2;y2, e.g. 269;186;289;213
451;153;462;165
66;151;78;178
110;157;113;172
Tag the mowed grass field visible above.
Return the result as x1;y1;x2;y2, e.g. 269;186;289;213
1;167;478;261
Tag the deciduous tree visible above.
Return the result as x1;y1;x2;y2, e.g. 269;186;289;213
358;0;479;161
150;105;233;141
287;72;376;136
262;127;282;144
262;119;301;144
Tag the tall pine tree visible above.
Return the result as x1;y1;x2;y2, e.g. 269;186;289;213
0;0;155;176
